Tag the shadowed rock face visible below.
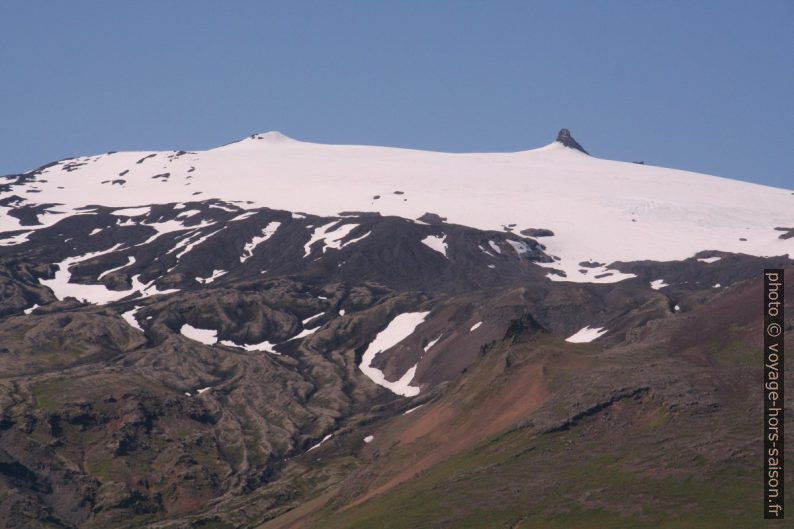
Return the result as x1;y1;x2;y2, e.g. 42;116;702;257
556;128;589;154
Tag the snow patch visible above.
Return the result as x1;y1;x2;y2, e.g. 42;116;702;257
209;203;236;212
196;269;227;284
176;209;202;219
302;312;324;325
470;321;482;332
421;235;448;258
180;323;217;345
359;311;429;397
113;206;151;217
98;256;135;280
40;244;136;304
506;239;529;255
363;435;374;443
135;219;211;247
230;211;258;222
303;222;360;257
290;326;320;341
565;326;607;343
307;433;333;452
174;227;224;260
424;335;442;352
240;221;281;262
219;339;279;354
650;279;669;290
0;230;33;246
697;256;722;263
121;307;143;332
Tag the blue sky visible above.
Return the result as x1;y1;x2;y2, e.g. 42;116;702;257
1;1;792;188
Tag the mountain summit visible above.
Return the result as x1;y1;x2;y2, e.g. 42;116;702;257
555;128;588;154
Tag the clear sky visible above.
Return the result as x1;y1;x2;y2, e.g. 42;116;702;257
1;1;792;188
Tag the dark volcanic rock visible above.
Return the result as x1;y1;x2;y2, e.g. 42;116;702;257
417;213;447;225
774;227;794;240
520;228;554;237
555;128;589;155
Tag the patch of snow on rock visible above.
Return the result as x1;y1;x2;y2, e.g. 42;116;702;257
565;326;607;343
308;433;333;452
219;339;279;353
180;323;217;345
289;326;321;341
0;230;33;246
98;256;135;280
121;307;143;332
304;221;360;256
174;227;225;260
240;221;281;262
113;206;151;217
424;335;442;352
359;311;429;397
176;209;201;219
230;211;258;222
421;235;448;258
40;244;137;304
196;269;227;284
302;312;324;325
506;239;529;255
650;279;669;290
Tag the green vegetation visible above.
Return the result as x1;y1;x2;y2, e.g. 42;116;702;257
31;380;64;410
308;420;781;529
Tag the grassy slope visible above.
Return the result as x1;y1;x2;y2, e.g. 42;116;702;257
309;402;787;529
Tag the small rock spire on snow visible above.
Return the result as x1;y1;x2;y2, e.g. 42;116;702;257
555;129;589;155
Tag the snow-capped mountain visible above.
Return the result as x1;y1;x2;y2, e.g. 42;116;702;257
0;130;791;529
3;129;791;283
